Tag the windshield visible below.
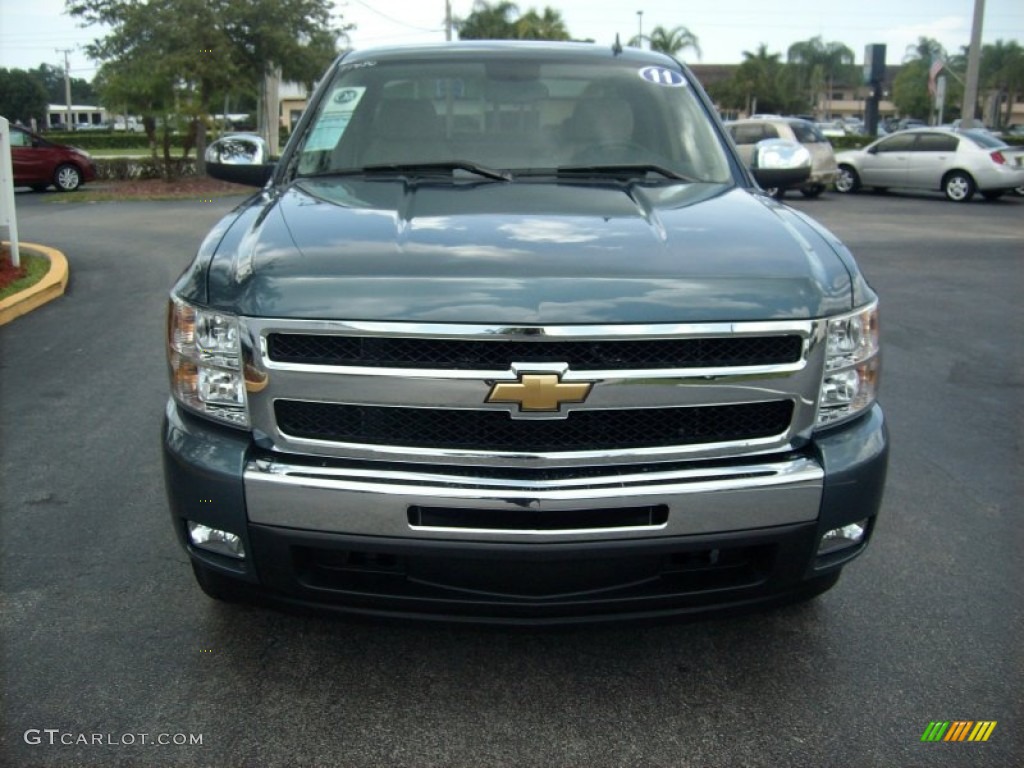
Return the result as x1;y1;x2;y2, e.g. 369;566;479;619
293;53;732;183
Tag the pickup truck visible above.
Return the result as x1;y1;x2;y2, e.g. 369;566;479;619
163;42;887;624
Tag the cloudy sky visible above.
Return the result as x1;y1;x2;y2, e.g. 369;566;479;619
1;0;1021;81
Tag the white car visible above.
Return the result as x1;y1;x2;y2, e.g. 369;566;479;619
834;128;1024;202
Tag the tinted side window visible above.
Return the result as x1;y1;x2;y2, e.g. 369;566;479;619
875;134;915;152
730;124;765;145
915;133;958;152
10;129;30;148
790;121;825;143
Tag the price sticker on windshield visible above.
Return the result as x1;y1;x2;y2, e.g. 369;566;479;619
638;67;687;87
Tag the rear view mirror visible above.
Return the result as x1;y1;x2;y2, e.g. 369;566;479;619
205;134;275;187
750;139;812;191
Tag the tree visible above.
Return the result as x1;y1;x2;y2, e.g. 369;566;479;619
629;25;701;60
457;1;520;39
0;69;49;126
894;37;957;121
713;44;803;116
67;0;347;175
979;40;1024;126
515;8;570;41
457;2;572;41
891;60;933;119
787;36;854;118
904;37;946;65
27;63;95;105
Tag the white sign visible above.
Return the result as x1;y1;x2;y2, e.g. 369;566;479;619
0;116;20;267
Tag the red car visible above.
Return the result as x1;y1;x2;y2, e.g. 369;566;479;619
9;125;97;192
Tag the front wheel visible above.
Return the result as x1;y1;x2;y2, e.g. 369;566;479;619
54;164;82;192
943;171;975;202
834;165;860;193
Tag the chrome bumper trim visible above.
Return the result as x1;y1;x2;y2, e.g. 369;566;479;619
244;455;824;542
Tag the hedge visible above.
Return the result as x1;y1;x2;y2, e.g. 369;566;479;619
45;132;177;150
92;157;197;180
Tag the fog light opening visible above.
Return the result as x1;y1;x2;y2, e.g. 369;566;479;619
818;519;868;556
187;521;246;560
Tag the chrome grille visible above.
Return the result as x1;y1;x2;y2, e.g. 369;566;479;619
243;318;826;465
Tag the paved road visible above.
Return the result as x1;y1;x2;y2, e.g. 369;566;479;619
1;188;1022;767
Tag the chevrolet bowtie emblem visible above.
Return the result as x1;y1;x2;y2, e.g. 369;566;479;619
486;373;593;412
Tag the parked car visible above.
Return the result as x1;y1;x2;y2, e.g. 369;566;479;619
165;41;887;623
726;117;838;198
834;128;1024;201
8;125;97;192
895;118;927;132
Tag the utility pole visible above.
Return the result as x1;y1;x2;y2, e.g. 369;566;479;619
636;11;643;48
56;48;73;131
960;0;985;128
445;0;453;41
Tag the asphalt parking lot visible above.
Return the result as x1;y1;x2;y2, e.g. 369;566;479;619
1;187;1022;767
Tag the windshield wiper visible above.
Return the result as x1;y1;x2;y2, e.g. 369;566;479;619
555;164;694;182
301;161;511;182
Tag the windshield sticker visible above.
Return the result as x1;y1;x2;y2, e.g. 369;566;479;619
304;86;366;152
638;67;687;87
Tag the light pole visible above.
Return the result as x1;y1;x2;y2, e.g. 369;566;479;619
636;11;643;48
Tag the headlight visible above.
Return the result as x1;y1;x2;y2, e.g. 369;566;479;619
167;297;249;427
816;303;880;428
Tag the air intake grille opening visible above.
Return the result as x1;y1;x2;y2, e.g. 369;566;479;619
275;400;794;451
267;333;803;370
408;504;669;531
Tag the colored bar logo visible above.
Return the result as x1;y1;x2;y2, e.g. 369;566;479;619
921;721;997;742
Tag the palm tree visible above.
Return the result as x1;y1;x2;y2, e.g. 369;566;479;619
734;44;787;115
904;37;946;64
787;36;854;118
514;7;570;41
980;40;1024;126
457;1;519;40
629;25;701;60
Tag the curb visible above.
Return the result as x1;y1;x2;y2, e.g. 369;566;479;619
0;242;69;326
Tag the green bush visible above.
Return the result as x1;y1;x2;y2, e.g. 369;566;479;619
93;157;197;180
44;132;164;150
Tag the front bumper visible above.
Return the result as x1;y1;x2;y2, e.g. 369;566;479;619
162;400;888;623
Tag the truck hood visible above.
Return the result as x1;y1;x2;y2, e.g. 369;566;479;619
203;178;854;323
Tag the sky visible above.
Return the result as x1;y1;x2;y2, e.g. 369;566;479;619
1;0;1022;82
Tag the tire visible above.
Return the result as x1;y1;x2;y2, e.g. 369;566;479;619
191;561;249;603
943;170;975;202
1014;185;1024;197
981;190;1005;201
54;164;82;192
800;184;825;199
834;165;860;193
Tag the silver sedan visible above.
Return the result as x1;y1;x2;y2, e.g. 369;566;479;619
834;128;1024;202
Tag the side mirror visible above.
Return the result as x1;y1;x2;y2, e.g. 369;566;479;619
205;134;275;187
749;138;812;191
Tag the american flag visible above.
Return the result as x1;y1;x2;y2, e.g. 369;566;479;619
928;58;944;96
